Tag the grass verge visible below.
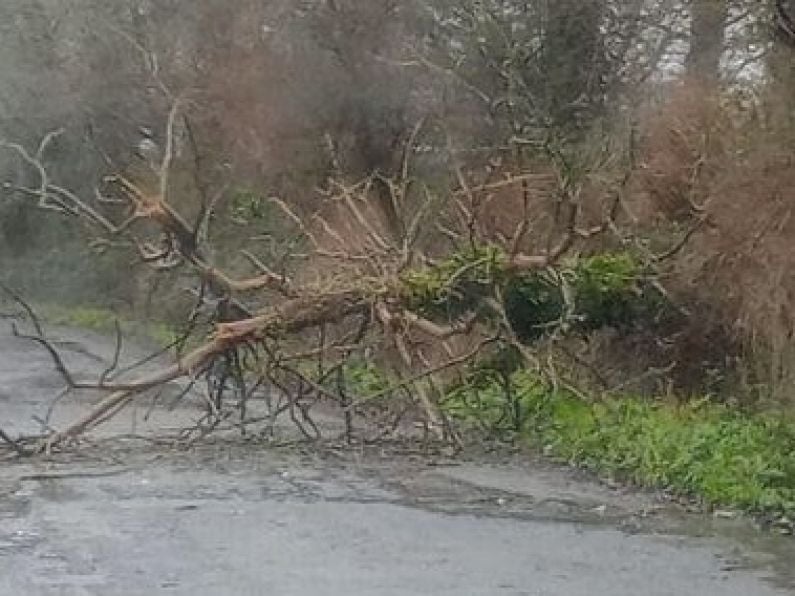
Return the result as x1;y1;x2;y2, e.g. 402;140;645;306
444;370;795;528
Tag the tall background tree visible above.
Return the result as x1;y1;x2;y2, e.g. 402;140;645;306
686;0;727;81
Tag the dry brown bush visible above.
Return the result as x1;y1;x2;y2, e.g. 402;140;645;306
631;81;795;402
633;81;729;224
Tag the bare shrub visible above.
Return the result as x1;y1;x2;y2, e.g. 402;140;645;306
634;81;729;223
631;82;795;402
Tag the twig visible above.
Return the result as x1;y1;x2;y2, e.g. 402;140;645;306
0;281;44;337
654;216;708;262
11;325;76;388
0;427;26;457
100;320;124;384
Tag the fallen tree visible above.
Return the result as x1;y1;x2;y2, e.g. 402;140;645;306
1;106;661;454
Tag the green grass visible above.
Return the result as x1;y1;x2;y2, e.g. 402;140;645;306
35;304;178;347
445;371;795;520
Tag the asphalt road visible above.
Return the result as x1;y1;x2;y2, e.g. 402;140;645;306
0;321;793;596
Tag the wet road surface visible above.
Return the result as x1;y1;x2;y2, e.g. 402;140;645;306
1;322;794;595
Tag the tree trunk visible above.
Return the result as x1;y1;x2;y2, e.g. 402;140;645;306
686;0;727;82
541;0;605;131
771;0;795;88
